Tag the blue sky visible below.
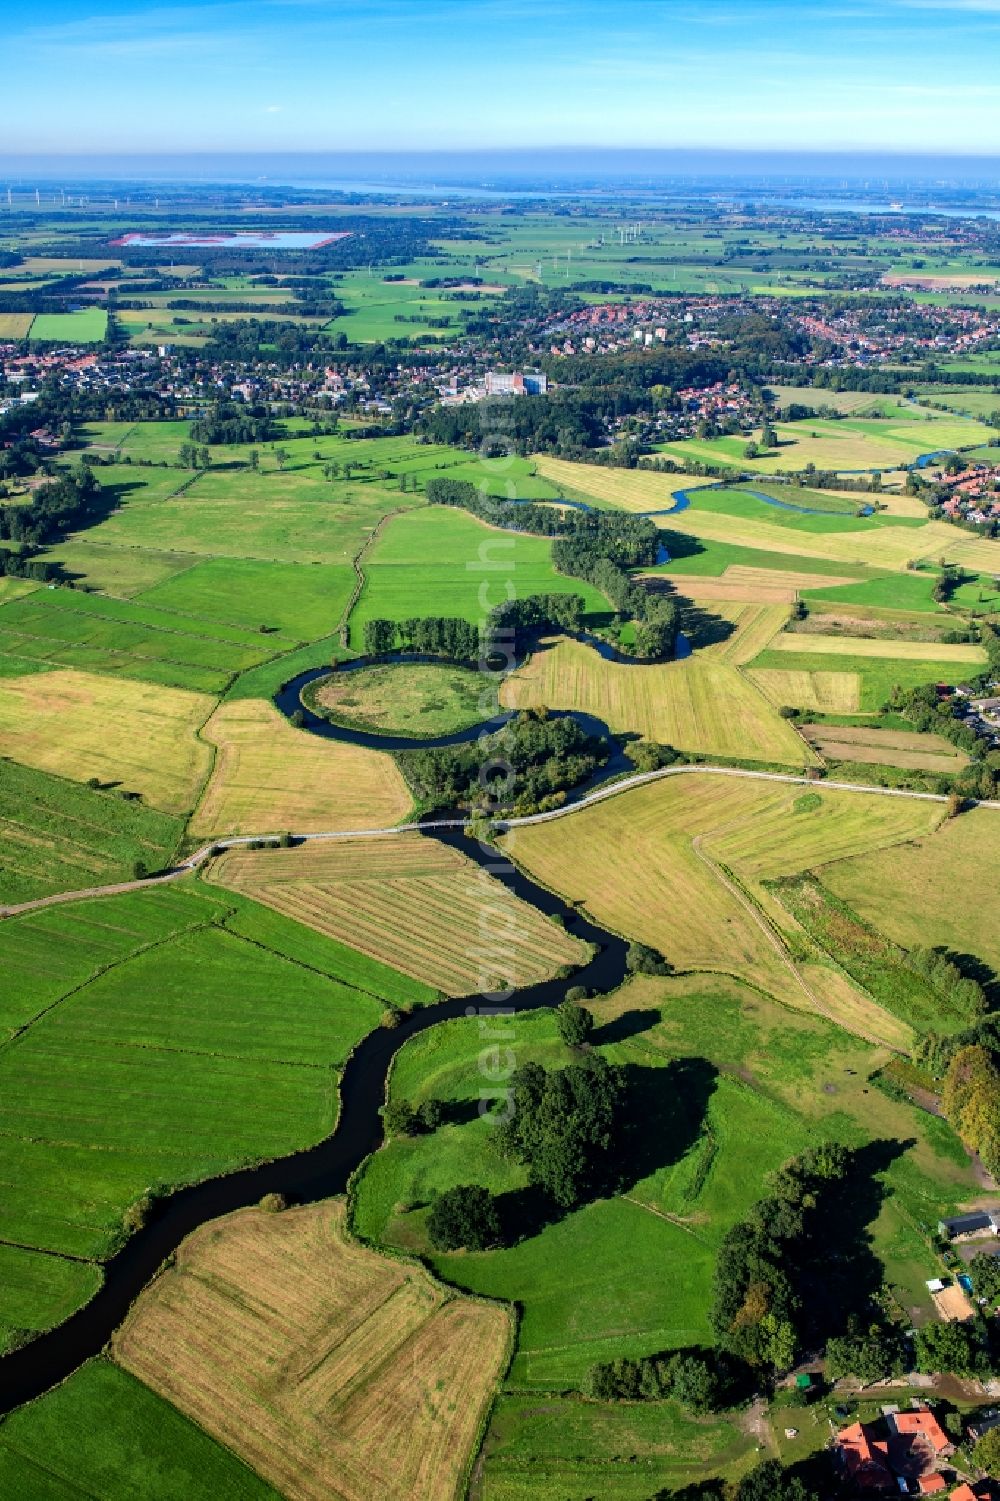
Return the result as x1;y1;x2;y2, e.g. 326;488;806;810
3;0;1000;156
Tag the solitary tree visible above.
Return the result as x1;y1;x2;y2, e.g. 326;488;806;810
556;1000;594;1048
427;1185;500;1251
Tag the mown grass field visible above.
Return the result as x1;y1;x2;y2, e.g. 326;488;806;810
347;506;611;648
311;661;497;737
823;806;1000;974
475;1393;756;1501
115;1200;512;1501
800;722;968;773
500;634;811;765
748;647;980;711
0;313;34;338
209;833;585;995
0;758;183;909
801;571;947;613
532;455;693;509
0;668;213;815
748;666;861;713
0;1358;280;1501
503;772;941;1038
190;698;412;837
29;308;108;343
0;587;294;693
0;879;415;1346
765;631;986;665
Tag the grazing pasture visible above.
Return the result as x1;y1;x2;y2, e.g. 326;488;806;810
0;669;213;815
348;506;610;648
208;833;585;995
0;759;183;908
800;722;969;773
686;487;914;532
115;1200;511;1501
136;557;355;640
0;588;292;693
74;466;422;567
500;635;811;764
0;879;409;1343
310;661;497;736
477;1392;755;1500
190;698;412;836
42;540;198;597
0;1358;280;1500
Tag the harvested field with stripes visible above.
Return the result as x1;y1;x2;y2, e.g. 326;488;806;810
502;773;939;1043
748;667;861;713
800;723;969;772
501;636;814;765
767;632;986;664
701;603;790;664
0;314;34;339
114;1199;511;1501
533;456;696;509
207;833;586;995
659;564;860;604
190;698;412;838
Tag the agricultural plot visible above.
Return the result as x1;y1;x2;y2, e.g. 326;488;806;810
208;832;586;995
765;632;986;666
73;465;423;567
659;563;859;604
500;635;812;765
190;698;412;837
0;588;293;693
29;309;108;343
0;758;183;909
347;506;611;648
115;1199;512;1501
749;667;861;714
42;540;198;597
532;455;694;510
656;411;997;475
0;881;404;1343
137;557;355;640
748;646;978;711
477;1392;755;1501
0;1358;280;1501
802;572;946;613
503;773;940;1035
0;313;34;338
799;722;969;773
0;669;213;815
823;806;1000;974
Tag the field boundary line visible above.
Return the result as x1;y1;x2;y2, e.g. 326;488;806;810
338;502;411;649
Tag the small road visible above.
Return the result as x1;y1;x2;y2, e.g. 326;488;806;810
2;764;998;921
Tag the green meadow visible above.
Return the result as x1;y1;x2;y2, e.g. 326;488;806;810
0;1358;280;1500
687;487;925;534
748;645;977;710
29;308;108;343
0;759;184;909
347;504;611;647
0;588;294;693
0;877;431;1347
352;972;974;1400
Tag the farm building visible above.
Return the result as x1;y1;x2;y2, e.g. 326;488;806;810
950;1486;997;1501
833;1405;954;1494
939;1210;1000;1240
